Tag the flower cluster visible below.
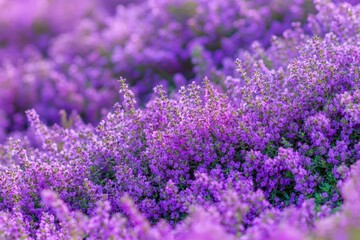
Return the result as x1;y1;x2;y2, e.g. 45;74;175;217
0;0;360;239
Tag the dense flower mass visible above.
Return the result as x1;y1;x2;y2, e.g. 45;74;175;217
0;0;360;239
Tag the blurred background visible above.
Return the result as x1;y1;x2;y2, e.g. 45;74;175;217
0;0;354;141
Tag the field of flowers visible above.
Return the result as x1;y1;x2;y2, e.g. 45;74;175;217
0;0;359;239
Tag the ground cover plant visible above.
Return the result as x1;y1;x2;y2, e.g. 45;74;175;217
0;0;360;239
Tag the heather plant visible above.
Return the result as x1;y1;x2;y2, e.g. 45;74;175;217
0;0;360;239
0;72;357;239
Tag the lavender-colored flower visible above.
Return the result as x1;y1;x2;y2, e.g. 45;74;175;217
0;0;359;239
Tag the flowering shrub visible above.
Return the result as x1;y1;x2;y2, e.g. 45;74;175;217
0;0;360;239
